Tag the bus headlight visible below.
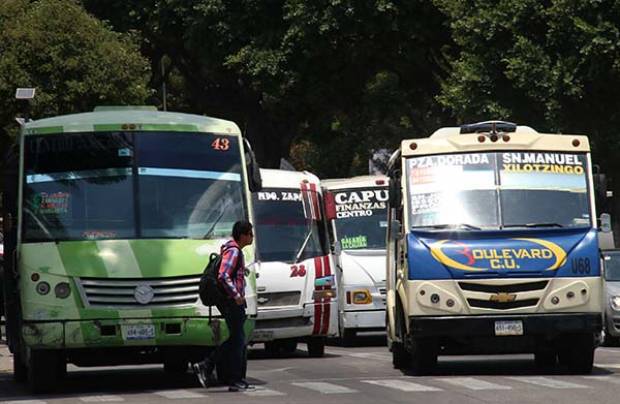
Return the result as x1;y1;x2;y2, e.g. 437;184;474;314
54;282;71;299
351;290;372;305
610;296;620;311
36;281;51;295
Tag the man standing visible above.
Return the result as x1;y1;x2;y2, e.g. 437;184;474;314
194;220;254;392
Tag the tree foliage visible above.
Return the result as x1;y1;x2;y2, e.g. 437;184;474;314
0;0;150;148
83;0;452;175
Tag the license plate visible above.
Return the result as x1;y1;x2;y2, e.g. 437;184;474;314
252;330;274;342
494;320;524;336
122;324;155;340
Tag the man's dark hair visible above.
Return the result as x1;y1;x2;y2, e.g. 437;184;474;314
232;220;253;241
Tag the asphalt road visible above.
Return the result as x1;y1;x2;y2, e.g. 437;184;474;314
3;335;620;403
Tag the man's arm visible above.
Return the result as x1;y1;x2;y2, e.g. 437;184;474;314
218;248;242;301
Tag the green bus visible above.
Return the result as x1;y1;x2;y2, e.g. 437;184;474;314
1;106;262;393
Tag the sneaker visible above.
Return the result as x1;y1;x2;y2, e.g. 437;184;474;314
239;379;255;390
192;362;208;389
228;381;250;392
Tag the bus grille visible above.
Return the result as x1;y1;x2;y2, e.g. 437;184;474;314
77;275;201;308
257;291;301;307
458;280;549;311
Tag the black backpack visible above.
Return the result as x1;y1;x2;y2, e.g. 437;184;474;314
198;247;238;307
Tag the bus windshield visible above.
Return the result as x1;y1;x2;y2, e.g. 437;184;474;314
253;188;327;263
406;152;590;230
332;187;388;250
23;131;247;241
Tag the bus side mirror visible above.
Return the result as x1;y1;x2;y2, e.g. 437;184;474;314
388;171;401;207
600;213;612;233
243;138;262;192
390;219;402;240
324;191;337;221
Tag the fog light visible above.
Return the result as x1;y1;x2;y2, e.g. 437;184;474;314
430;293;440;304
446;299;455;307
36;282;50;295
55;282;71;299
551;296;560;305
611;296;620;311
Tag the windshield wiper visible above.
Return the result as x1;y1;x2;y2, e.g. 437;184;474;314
503;222;564;228
293;227;314;263
202;208;227;239
412;223;482;231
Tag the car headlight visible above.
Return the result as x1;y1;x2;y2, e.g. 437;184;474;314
610;296;620;311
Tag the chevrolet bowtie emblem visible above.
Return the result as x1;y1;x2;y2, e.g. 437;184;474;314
490;292;517;303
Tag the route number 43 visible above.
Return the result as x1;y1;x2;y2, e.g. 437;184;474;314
290;264;307;277
211;137;230;151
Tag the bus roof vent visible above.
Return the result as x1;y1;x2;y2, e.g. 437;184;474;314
93;106;158;112
460;120;517;135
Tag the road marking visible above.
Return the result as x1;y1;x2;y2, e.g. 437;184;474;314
2;401;47;404
594;363;620;369
362;379;442;392
292;381;358;394
153;389;207;399
79;396;125;402
583;375;620;384
439;377;512;390
347;352;391;361
507;376;587;389
244;386;286;396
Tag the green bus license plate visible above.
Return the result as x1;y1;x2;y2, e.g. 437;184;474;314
122;324;156;340
494;320;523;336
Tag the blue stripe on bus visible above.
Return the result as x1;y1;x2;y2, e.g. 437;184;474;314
138;167;241;182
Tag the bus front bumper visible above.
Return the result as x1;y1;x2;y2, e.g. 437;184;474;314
410;313;602;339
21;317;255;349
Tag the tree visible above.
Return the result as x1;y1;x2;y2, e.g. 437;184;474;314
0;0;151;151
83;0;452;175
436;0;620;235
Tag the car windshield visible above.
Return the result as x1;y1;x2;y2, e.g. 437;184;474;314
23;131;247;241
253;188;327;263
406;152;591;230
332;187;388;250
605;253;620;281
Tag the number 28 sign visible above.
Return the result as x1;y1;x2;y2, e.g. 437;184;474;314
290;264;307;277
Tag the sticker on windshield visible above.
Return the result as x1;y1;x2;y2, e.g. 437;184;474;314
118;148;132;157
257;191;301;202
33;192;70;214
341;235;368;249
82;230;117;240
501;153;584;175
333;188;388;219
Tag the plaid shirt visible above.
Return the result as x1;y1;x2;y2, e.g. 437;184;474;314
217;240;245;301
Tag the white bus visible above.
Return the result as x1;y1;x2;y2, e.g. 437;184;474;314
250;169;339;357
323;176;388;343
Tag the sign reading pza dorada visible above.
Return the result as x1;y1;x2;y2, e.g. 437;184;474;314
334;188;388;218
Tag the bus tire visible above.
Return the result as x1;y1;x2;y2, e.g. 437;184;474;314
307;337;325;357
12;346;27;383
558;333;595;374
280;339;298;354
340;329;356;347
409;338;437;376
163;359;188;374
391;341;411;369
28;350;62;394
